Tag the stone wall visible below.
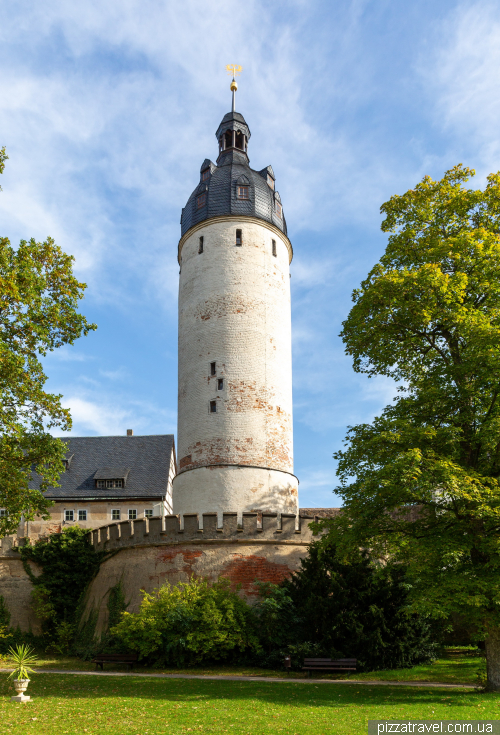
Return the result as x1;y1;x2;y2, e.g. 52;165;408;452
175;217;297;516
83;512;319;635
0;536;41;633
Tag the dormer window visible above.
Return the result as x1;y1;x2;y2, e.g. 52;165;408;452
201;169;210;182
275;202;282;218
267;175;275;190
197;193;206;209
96;479;124;489
237;186;249;200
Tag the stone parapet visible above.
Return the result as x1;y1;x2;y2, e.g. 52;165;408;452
89;512;320;553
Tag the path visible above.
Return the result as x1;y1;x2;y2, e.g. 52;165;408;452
0;668;475;689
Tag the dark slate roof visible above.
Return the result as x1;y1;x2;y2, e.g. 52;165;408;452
180;110;287;239
32;435;175;500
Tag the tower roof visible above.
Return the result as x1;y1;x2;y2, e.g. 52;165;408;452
180;110;286;238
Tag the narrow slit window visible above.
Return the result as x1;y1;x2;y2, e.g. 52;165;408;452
237;185;249;199
78;510;87;521
218;378;224;390
235;229;242;246
199;236;204;254
128;509;137;520
210;400;217;413
111;509;120;521
210;361;216;376
272;240;277;257
65;510;74;522
196;193;206;209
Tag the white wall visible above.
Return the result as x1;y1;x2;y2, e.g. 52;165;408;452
175;217;297;515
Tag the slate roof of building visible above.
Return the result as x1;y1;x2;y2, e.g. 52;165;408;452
33;435;175;500
180;110;287;238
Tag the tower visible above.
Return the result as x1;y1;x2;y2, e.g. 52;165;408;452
172;71;298;521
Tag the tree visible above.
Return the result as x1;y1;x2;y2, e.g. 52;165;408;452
0;150;96;535
255;540;436;671
325;165;500;690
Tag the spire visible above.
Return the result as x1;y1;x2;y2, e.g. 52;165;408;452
226;64;242;113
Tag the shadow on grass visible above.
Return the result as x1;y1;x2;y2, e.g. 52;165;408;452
0;672;488;709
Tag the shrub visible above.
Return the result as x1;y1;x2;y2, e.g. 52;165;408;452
111;577;260;666
254;539;438;672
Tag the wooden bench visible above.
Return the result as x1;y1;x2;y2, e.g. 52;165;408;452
91;653;138;671
302;658;357;677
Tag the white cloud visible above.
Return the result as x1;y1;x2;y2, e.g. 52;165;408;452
420;2;500;170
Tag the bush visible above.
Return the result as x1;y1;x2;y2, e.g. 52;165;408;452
111;577;260;667
254;539;438;672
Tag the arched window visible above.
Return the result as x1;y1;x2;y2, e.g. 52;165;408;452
235;131;244;150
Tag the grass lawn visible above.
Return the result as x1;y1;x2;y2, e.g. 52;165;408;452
0;673;498;735
10;652;483;686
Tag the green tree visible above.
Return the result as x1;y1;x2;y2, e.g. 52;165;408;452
0;150;96;535
325;165;500;690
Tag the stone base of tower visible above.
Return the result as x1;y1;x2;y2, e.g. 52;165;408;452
172;466;298;518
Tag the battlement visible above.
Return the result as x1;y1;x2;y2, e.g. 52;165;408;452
89;511;323;553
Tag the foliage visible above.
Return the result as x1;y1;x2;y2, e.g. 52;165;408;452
7;643;38;680
0;151;96;534
111;578;260;666
254;540;437;672
107;580;127;630
19;526;108;637
324;164;500;689
0;146;7;185
0;595;10;628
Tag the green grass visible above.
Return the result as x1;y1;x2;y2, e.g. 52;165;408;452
0;673;497;735
2;653;482;685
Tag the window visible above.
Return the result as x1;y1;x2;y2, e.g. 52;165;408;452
224;130;233;148
210;361;216;376
78;510;87;522
0;508;7;518
237;186;249;200
272;240;277;257
267;175;275;190
65;510;74;522
235;130;244;150
128;509;137;520
111;509;121;521
235;229;242;246
275;202;282;218
198;236;204;254
144;509;153;518
196;193;206;209
201;168;210;181
96;479;124;489
210;400;217;413
218;378;224;390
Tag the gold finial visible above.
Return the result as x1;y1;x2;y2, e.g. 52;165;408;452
226;64;242;102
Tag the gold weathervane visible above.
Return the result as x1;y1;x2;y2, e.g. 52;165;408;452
226;65;242;111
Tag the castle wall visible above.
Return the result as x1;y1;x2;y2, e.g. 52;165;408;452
83;512;317;635
176;218;295;515
0;536;41;633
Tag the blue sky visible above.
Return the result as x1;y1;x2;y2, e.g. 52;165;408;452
0;1;499;507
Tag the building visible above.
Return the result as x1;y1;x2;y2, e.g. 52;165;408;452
173;80;298;521
20;433;176;538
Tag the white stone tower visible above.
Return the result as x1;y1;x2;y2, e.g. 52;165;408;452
172;75;298;520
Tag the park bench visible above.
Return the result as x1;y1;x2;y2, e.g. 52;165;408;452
302;658;357;677
91;653;138;671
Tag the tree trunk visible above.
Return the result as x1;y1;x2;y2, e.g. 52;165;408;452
485;625;500;691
